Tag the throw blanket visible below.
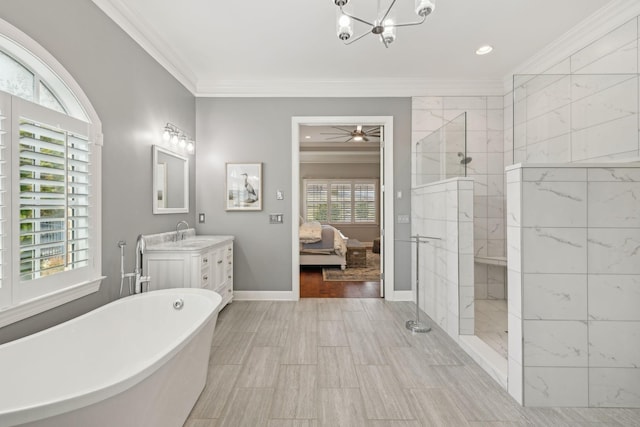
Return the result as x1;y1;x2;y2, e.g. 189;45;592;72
299;221;322;243
300;225;347;256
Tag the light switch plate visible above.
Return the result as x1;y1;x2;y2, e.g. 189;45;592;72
269;214;284;224
397;214;410;224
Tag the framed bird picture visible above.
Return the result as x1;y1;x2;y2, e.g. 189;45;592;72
225;163;262;211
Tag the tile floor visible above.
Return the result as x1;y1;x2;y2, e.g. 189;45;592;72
185;298;640;426
474;299;508;359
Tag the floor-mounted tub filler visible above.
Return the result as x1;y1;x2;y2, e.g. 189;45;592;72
0;288;222;427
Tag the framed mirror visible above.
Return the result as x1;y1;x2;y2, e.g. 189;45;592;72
153;145;189;214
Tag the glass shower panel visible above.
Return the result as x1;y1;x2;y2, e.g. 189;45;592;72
414;112;467;186
513;73;639;164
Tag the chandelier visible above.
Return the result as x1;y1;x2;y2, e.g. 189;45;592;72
334;0;435;48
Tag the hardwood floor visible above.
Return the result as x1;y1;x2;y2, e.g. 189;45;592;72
300;267;381;298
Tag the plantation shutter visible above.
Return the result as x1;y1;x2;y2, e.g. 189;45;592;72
18;117;89;281
354;182;376;223
305;182;328;222
330;182;351;223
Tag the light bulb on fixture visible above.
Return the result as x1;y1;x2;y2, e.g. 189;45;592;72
170;132;179;145
162;125;171;141
381;19;396;45
187;140;195;154
337;14;353;41
179;134;187;148
415;0;435;17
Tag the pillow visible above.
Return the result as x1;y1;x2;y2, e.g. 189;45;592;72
299;220;322;243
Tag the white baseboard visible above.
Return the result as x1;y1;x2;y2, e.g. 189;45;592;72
233;290;296;301
389;290;414;301
458;335;508;390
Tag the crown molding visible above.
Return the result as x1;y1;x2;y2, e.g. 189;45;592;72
503;0;640;92
91;0;198;94
195;78;505;98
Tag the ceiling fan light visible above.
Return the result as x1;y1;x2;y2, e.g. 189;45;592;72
337;14;353;41
415;0;435;17
334;0;349;6
353;135;363;142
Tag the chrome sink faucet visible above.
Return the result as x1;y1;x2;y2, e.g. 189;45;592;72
176;220;189;241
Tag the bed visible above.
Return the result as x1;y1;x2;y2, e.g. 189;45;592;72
299;220;347;270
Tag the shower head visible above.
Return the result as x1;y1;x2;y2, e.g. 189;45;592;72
457;152;472;165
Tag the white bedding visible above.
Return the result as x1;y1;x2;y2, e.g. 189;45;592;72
299;221;322;243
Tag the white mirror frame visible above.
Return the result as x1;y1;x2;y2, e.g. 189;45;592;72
152;145;189;214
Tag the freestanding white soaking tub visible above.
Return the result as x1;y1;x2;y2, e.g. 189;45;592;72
0;288;222;427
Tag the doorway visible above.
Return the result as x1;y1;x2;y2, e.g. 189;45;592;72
291;116;395;300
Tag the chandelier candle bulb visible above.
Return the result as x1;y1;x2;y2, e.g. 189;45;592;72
337;14;353;40
415;0;435;17
382;19;396;45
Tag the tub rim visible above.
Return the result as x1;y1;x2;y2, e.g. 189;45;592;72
0;288;222;425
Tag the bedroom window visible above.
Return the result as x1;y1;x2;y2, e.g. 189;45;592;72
304;179;378;224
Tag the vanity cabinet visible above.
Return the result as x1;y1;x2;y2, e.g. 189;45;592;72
144;236;234;310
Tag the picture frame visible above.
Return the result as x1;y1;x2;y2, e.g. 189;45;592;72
226;163;262;211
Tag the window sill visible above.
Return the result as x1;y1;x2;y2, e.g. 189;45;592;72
0;276;105;329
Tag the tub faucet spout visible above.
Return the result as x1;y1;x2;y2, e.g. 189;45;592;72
176;220;189;241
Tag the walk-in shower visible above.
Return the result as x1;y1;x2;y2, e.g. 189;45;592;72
413;112;468;186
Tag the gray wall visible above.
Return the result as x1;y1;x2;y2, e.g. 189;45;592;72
300;162;380;242
0;0;196;343
195;98;412;292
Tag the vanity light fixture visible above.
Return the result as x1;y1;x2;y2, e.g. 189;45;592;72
162;122;195;154
334;0;435;48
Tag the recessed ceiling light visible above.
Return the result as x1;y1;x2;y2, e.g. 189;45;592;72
305;135;311;139
476;45;493;55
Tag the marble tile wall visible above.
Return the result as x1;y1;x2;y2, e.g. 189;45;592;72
411;178;475;339
506;163;640;408
413;96;506;301
510;17;640;165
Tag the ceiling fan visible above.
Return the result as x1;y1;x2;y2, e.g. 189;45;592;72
320;125;381;142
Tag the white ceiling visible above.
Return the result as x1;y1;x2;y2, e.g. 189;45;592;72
92;0;618;97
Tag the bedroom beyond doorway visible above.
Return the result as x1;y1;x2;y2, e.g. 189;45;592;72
300;240;381;298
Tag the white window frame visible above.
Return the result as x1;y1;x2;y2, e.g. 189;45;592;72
303;178;379;225
0;19;103;328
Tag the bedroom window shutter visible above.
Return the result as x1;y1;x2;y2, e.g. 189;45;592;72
305;182;328;222
354;182;376;223
330;182;351;223
18;118;90;281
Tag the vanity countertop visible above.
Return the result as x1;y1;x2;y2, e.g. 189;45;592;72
145;234;234;252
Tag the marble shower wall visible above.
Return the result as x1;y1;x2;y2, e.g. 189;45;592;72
510;16;640;165
506;163;640;408
413;96;506;300
411;178;475;339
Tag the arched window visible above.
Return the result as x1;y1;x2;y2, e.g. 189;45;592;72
0;19;103;327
